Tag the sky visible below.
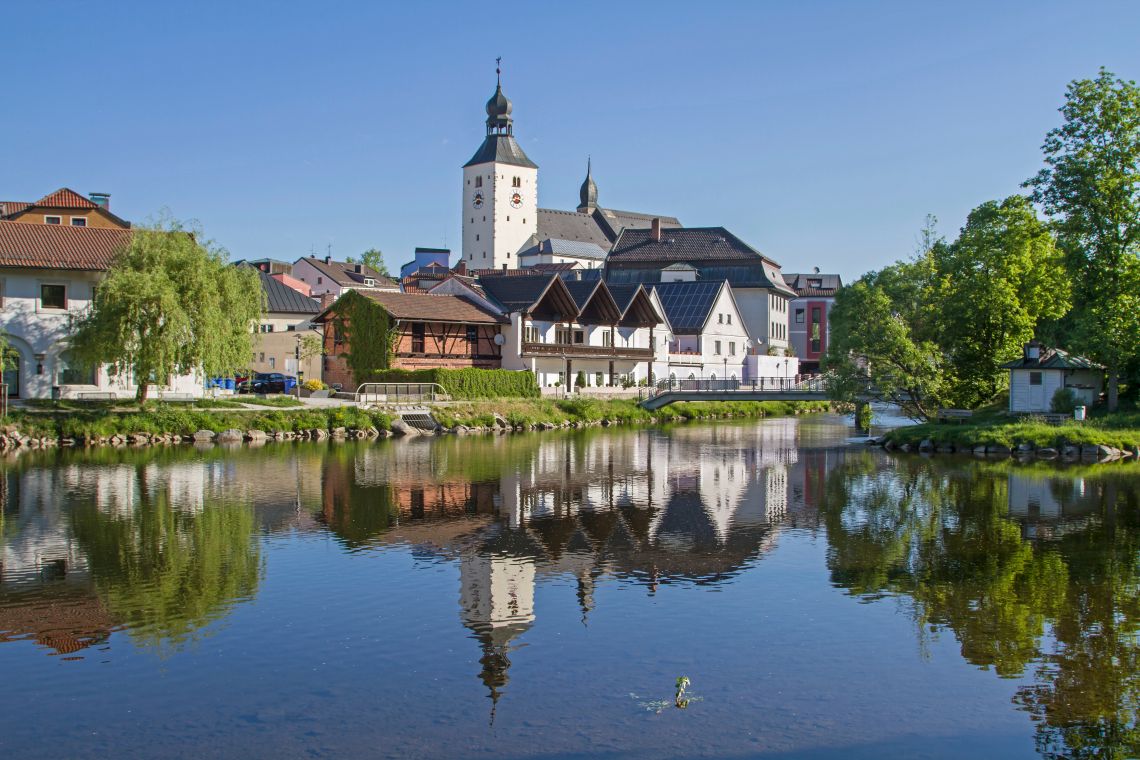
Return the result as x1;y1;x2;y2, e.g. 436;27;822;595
4;1;1139;281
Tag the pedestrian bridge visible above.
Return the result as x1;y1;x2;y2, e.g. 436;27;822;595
639;375;833;410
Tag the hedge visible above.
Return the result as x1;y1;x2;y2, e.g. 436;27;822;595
363;368;540;399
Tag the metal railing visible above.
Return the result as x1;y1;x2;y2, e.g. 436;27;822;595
354;383;449;406
520;342;654;359
649;375;828;397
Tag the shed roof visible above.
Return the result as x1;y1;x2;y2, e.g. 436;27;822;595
1001;348;1104;371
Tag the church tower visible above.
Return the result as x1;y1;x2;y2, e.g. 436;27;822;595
462;61;538;270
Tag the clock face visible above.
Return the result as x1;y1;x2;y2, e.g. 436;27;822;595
472;192;484;209
510;192;523;209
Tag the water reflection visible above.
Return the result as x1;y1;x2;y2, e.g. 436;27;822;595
820;454;1140;758
0;423;1138;757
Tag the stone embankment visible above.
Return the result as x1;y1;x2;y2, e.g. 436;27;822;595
872;437;1138;463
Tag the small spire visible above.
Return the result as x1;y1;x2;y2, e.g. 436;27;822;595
578;155;598;212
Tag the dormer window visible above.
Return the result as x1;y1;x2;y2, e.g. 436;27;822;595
808;279;822;288
70;217;87;227
364;278;375;287
45;216;61;225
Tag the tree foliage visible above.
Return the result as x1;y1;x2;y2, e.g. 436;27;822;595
71;218;262;401
1026;68;1140;410
932;196;1071;407
327;289;397;381
346;248;390;277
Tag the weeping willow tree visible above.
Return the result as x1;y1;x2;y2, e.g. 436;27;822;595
69;487;263;653
71;217;263;401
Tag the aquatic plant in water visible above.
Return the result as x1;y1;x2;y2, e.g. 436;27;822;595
631;676;702;714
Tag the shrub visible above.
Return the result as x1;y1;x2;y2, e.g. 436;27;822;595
575;371;586;389
303;379;325;392
363;368;539;399
1051;386;1079;414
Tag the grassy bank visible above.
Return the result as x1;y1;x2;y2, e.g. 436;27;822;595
4;404;391;440
3;398;833;443
883;406;1140;452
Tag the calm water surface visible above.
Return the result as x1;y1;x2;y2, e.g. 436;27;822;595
1;416;1138;759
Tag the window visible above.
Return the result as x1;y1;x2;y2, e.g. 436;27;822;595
718;314;723;324
525;325;538;343
573;330;585;344
259;324;274;333
714;340;722;355
411;323;426;353
364;278;375;287
726;314;731;324
602;331;613;347
58;349;95;385
45;215;62;225
70;217;87;227
729;341;736;355
795;308;805;324
269;357;276;369
476;234;479;241
466;326;478;352
512;176;521;187
1029;371;1043;386
556;327;571;344
316;276;323;284
40;283;67;309
475;176;483;188
808;278;822;289
259;353;265;363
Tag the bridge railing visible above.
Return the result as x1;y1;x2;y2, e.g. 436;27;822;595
650;375;829;397
355;383;448;406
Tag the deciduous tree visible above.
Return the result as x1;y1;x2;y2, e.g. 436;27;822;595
71;218;263;401
933;196;1071;408
1026;68;1140;410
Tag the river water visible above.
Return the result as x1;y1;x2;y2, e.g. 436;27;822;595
0;415;1137;759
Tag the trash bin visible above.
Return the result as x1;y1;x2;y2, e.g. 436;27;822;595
1074;405;1086;421
284;377;296;393
224;378;235;391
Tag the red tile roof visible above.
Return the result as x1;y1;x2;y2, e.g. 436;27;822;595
315;291;507;325
34;187;98;208
0;220;130;270
0;202;30;218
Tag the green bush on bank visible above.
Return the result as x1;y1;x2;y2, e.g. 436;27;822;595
364;368;540;400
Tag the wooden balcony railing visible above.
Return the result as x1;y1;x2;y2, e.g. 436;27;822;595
521;342;654;359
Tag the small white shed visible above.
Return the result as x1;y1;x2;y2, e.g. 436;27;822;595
1001;341;1104;414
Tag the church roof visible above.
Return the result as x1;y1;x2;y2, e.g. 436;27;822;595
593;208;680;241
536;209;611;248
464;135;537;169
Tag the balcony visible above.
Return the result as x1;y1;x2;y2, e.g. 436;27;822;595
521;342;653;360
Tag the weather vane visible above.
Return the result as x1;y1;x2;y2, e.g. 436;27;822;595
496;56;502;85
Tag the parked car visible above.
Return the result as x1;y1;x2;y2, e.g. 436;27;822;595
238;372;296;394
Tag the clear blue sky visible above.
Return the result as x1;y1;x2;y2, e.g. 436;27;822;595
4;1;1139;281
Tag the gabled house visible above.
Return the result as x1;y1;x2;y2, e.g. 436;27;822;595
0;217;202;399
1001;341;1104;414
246;268;322;381
292;255;399;298
312;291;507;390
783;270;842;373
652;281;752;383
606;222;797;356
0;187;130;230
479;273;663;390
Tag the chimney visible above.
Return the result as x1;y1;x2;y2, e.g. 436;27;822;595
454;260;467;275
651;217;662;242
89;192;110;210
1025;340;1042;360
324;255;332;265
